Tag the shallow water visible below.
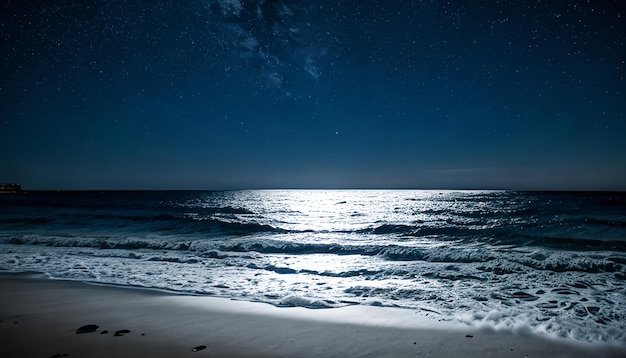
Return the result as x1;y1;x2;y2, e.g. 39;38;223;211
1;190;625;343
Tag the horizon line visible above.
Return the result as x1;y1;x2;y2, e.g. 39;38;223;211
8;187;626;193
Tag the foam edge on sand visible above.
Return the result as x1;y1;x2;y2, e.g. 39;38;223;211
0;273;624;358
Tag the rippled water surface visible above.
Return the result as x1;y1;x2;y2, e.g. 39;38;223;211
1;190;625;343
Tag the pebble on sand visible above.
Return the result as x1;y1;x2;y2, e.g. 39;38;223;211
76;324;99;334
192;345;207;352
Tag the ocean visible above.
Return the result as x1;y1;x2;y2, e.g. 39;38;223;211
1;190;625;344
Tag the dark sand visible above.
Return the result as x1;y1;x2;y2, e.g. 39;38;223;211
1;273;624;357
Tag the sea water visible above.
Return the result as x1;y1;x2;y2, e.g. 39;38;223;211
1;190;625;343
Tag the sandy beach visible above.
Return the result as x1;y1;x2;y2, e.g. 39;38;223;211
0;272;623;358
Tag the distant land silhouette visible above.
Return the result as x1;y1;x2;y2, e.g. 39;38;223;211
0;183;23;194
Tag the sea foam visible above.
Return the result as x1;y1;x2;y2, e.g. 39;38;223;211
1;190;625;344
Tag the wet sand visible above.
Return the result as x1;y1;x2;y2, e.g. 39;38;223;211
0;272;623;358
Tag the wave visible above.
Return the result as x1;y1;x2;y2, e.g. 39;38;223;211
513;252;623;274
379;245;496;263
178;206;256;216
525;236;626;251
0;217;53;225
277;296;335;309
4;233;623;275
248;264;383;278
2;235;194;251
220;241;383;256
215;241;485;265
355;223;478;236
585;218;626;228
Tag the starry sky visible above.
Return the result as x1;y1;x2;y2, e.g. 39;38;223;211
1;0;625;190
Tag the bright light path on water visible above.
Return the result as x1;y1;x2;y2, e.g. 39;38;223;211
182;190;501;280
210;189;498;234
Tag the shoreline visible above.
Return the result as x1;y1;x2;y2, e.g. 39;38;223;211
1;272;625;357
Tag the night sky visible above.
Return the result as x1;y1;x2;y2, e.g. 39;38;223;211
2;1;625;190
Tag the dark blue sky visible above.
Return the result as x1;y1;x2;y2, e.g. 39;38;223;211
2;0;625;190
